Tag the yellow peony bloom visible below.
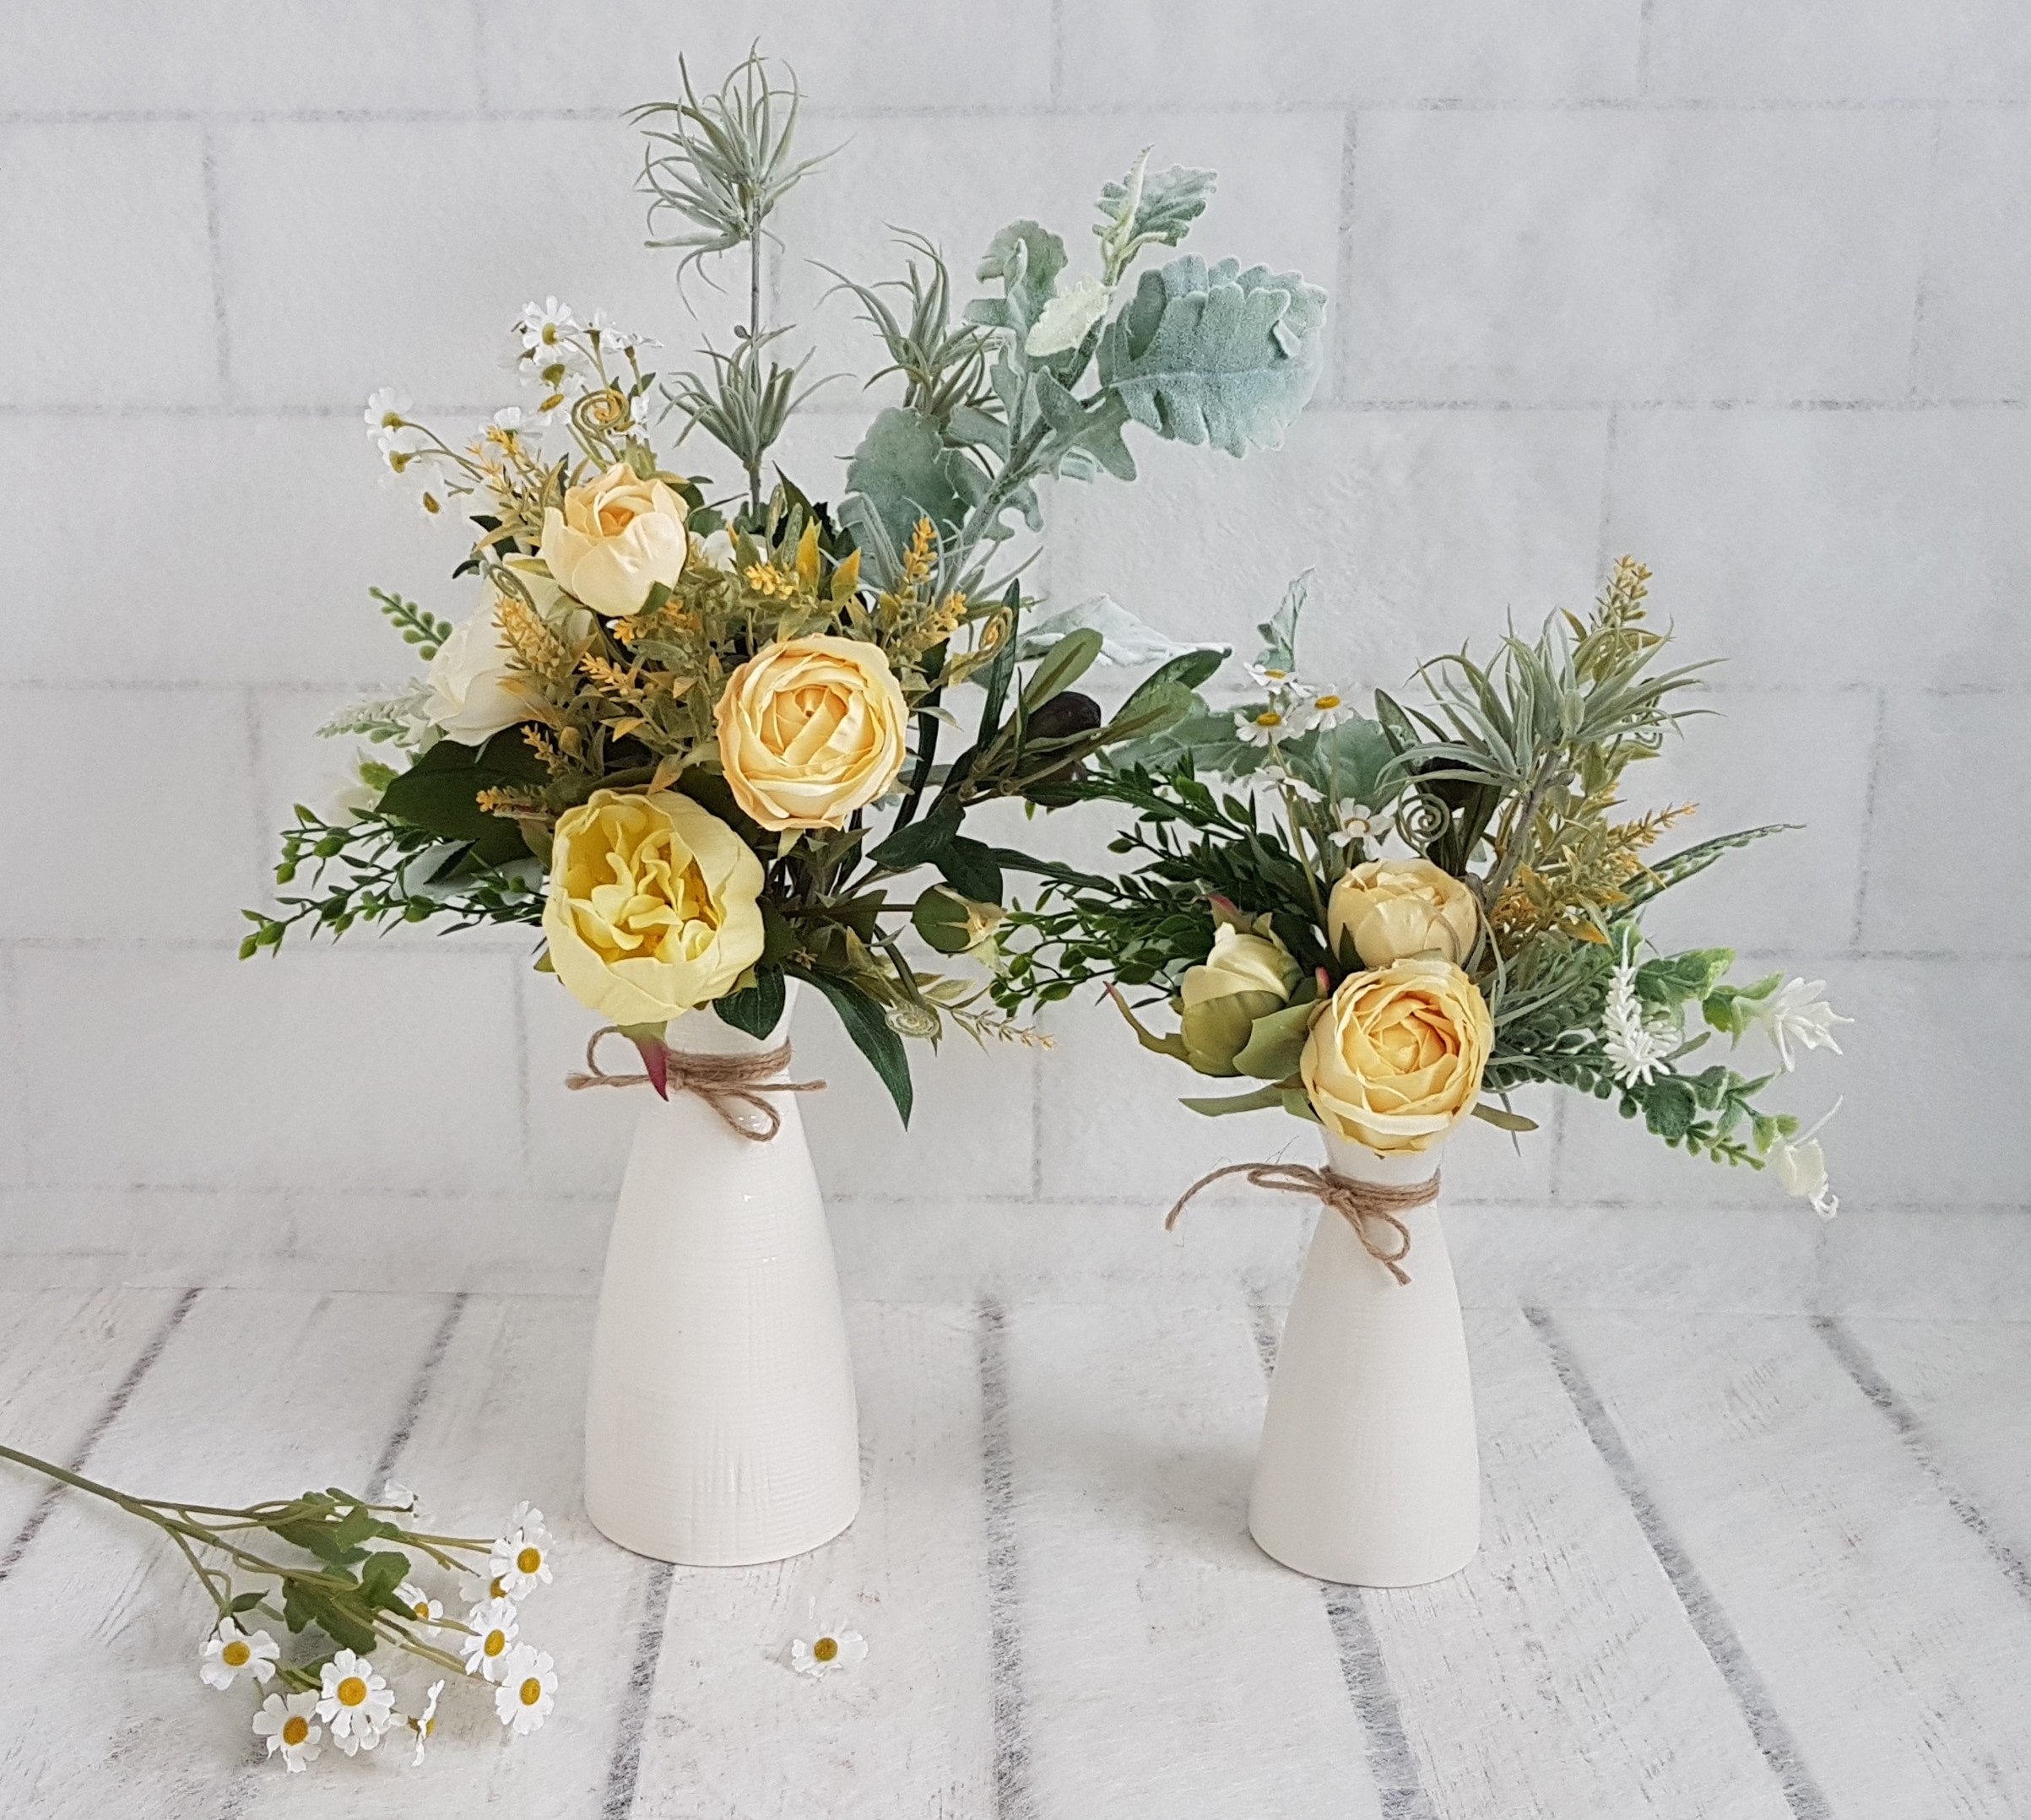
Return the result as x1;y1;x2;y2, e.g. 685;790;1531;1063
1326;856;1480;970
542;789;765;1025
1300;956;1492;1154
539;462;691;617
715;636;909;832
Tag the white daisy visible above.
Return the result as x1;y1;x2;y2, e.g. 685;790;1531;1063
518;297;582;365
315;1649;396;1755
1234;706;1289;747
694;527;739;574
252;1691;322;1773
1305;689;1355;730
363;386;411;439
1333;803;1383;848
489;406;526;436
1256;762;1322;804
585;307;648;353
460;1597;520;1681
489;1506;555;1599
199;1620;279;1691
396;1580;445;1628
1246;661;1300;692
1754;978;1851;1072
494;1645;558;1736
406;1679;447;1767
790;1626;869;1677
379;1479;423;1519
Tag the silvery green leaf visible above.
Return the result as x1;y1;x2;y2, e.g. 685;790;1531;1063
841;406;965;566
1097;256;1327;456
1255;570;1309;671
1097;159;1216;255
1032;373;1136;480
1017;596;1230;668
976;219;1067;335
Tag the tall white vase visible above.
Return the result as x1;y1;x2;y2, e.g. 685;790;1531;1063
582;985;861;1565
1247;1131;1480;1586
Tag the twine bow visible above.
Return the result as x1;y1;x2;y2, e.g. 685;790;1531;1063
1163;1162;1441;1286
565;1026;826;1142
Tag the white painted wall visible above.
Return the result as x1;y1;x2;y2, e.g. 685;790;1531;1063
1;3;2023;1307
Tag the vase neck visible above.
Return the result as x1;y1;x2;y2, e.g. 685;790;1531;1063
1321;1127;1445;1188
664;982;800;1059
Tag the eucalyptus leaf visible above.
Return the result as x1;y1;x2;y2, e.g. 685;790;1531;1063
1021;626;1104;712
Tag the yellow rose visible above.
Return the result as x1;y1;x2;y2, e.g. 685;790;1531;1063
1300;957;1492;1153
1327;857;1480;969
539;462;691;616
1178;924;1299;1075
542;789;765;1024
715;636;909;832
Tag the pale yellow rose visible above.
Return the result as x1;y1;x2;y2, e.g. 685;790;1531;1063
1300;956;1492;1153
1178;924;1299;1075
715;636;910;831
1327;857;1480;969
542;789;765;1025
539;462;691;616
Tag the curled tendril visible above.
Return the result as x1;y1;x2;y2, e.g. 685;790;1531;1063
884;1000;942;1040
1393;789;1450;853
483;561;539;614
571;387;631;452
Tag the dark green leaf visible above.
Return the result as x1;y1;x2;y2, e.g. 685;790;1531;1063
793;969;915;1125
716;968;787;1038
868;796;962;871
913;886;975;955
936;836;1003;903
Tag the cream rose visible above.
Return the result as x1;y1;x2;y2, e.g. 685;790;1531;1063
539;462;691;616
1327;857;1480;969
424;575;585;743
714;636;909;831
1300;956;1492;1154
1178;924;1298;1076
542;789;765;1025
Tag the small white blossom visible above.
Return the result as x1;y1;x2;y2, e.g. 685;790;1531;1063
489;406;526;435
1257;762;1322;804
364;387;418;455
586;307;649;353
518;296;579;358
790;1625;868;1677
253;1691;322;1773
200;1620;279;1691
695;527;739;574
396;1580;445;1628
1246;661;1300;692
494;1645;558;1736
1755;978;1851;1072
1770;1100;1840;1219
1025;277;1113;358
461;1597;520;1681
315;1649;395;1755
1601;945;1672;1088
1304;689;1355;730
1333;803;1383;848
489;1505;555;1600
1234;706;1290;747
406;1679;446;1766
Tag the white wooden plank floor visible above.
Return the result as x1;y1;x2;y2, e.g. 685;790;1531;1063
1;1289;2028;1818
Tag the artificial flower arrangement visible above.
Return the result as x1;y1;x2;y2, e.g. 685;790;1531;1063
241;51;1330;1121
0;1442;557;1770
991;558;1848;1211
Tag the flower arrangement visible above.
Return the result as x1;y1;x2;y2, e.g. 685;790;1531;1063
243;51;1329;1121
0;1444;557;1771
991;559;1848;1212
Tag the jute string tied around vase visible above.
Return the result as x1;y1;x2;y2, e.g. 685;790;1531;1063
1164;1161;1441;1286
565;1026;826;1142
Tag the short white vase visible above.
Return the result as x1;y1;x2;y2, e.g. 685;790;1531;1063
1247;1130;1480;1587
582;984;861;1565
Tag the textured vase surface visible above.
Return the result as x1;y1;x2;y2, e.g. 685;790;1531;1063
582;986;861;1564
1247;1129;1480;1586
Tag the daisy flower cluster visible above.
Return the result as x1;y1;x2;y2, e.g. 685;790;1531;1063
214;1493;562;1774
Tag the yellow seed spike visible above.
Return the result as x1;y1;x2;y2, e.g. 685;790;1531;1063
830;547;863;603
796;520;821;591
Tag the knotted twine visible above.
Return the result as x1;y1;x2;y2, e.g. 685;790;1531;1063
1163;1162;1442;1286
565;1026;825;1142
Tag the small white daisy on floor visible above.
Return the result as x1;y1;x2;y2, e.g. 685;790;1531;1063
253;1691;322;1773
489;1503;555;1599
790;1625;869;1677
407;1679;447;1766
494;1645;558;1736
397;1579;445;1628
199;1619;278;1691
461;1596;521;1680
316;1648;396;1755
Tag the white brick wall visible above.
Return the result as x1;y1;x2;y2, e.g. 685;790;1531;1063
1;2;2023;1306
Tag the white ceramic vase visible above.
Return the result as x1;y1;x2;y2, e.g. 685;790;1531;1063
1247;1129;1480;1586
582;984;861;1565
